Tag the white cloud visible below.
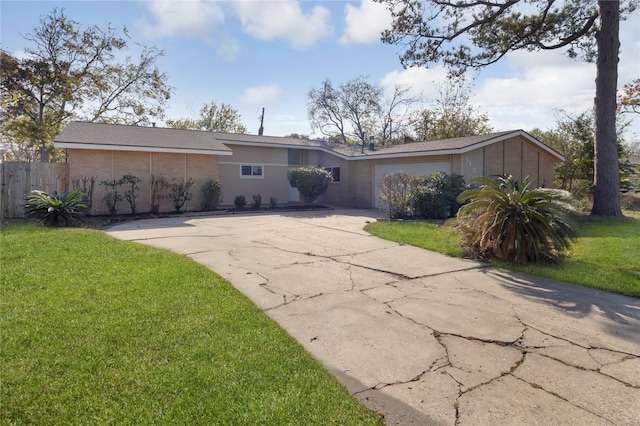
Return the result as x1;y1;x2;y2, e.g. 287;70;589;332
240;84;283;105
232;1;332;49
340;0;392;45
381;66;450;99
207;35;240;62
10;50;32;61
475;50;596;131
137;0;225;38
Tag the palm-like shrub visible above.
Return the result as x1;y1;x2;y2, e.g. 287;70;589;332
25;190;87;227
456;175;579;263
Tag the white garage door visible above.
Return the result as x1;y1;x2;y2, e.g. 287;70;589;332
374;162;451;208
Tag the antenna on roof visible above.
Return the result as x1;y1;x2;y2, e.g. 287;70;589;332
258;108;264;136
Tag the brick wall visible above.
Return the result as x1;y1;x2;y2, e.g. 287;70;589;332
68;149;219;215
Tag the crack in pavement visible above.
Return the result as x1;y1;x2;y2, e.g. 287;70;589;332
106;212;640;425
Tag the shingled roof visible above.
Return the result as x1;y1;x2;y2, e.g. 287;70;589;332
55;122;232;155
55;122;563;161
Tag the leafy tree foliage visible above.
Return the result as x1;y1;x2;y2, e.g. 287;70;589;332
166;101;247;133
531;111;635;197
410;78;492;140
457;175;579;264
530;113;595;196
0;8;172;161
378;0;639;216
284;133;310;139
308;76;415;145
287;167;333;205
619;78;640;115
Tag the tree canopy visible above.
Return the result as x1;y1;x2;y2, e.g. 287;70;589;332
410;78;493;140
166;101;247;134
307;75;416;145
619;78;640;115
0;8;172;161
377;0;639;216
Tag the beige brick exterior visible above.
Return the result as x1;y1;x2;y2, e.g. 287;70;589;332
218;145;290;207
65;134;561;212
484;142;504;178
459;136;559;188
68;149;219;215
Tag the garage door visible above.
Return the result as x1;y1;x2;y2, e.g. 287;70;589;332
374;162;451;208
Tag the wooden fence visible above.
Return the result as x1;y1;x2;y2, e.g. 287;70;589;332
0;162;70;219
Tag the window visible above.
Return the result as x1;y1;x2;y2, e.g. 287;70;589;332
240;164;263;178
288;148;302;166
324;167;340;183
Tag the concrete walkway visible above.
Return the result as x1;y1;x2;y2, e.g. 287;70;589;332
106;209;640;425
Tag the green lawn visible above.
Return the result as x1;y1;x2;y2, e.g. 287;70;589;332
365;212;640;297
0;225;382;425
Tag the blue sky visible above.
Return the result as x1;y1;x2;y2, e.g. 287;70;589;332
1;0;639;140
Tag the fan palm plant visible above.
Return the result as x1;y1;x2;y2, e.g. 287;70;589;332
456;175;579;263
25;190;87;227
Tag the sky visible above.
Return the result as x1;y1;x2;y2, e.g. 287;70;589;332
1;0;639;141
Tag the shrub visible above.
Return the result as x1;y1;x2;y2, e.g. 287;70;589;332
287;167;333;205
150;175;169;214
411;186;449;219
269;197;278;209
456;175;579;264
201;179;223;211
168;178;195;213
120;174;141;214
377;172;416;219
71;176;96;213
621;192;640;211
252;194;262;209
25;190;87;227
234;195;247;210
411;172;467;219
100;179;123;216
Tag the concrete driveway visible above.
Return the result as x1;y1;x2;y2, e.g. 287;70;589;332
106;209;640;425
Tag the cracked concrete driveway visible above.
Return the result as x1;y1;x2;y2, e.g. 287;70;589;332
106;209;640;425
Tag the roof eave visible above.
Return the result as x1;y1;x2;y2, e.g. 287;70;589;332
55;142;233;156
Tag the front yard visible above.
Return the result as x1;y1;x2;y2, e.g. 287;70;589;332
0;225;382;425
366;212;640;297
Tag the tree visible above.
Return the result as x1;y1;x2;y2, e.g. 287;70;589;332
284;133;310;139
619;78;640;115
378;0;639;216
531;110;634;196
308;76;416;145
166;101;247;133
410;77;492;140
308;76;382;144
378;84;417;144
0;8;172;161
287;167;333;205
530;112;595;195
308;79;349;143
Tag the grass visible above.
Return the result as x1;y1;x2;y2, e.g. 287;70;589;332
364;219;466;258
366;212;640;297
0;224;382;425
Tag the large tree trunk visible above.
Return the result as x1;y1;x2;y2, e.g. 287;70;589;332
591;0;622;217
